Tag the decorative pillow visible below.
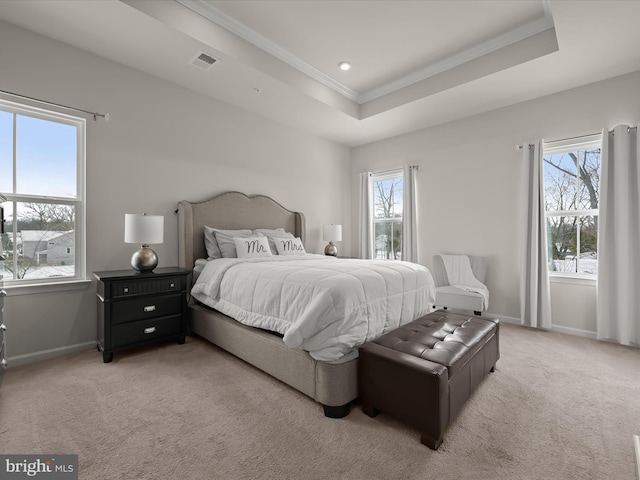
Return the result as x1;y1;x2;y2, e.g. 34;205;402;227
253;228;295;254
203;226;223;259
274;237;306;256
233;236;273;258
210;228;254;258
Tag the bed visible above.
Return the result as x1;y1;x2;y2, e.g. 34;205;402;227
177;191;435;417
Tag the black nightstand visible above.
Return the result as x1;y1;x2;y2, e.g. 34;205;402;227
94;267;190;363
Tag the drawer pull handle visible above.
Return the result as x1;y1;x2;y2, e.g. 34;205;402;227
143;305;156;312
144;327;156;334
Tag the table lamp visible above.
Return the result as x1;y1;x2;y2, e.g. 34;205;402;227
125;213;164;272
323;224;342;256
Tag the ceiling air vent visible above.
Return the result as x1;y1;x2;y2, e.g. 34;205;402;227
190;51;218;71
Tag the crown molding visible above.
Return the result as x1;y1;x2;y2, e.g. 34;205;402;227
359;8;555;103
176;0;359;101
177;0;555;105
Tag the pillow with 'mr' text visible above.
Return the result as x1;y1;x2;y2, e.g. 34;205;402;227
233;236;273;258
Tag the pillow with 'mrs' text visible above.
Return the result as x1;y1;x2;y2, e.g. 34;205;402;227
274;237;306;256
253;228;294;254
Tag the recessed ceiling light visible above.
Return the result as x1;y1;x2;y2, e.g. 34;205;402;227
338;61;351;71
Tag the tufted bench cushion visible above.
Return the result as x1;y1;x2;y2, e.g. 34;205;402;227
358;310;499;449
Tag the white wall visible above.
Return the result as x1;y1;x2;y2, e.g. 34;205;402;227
4;17;639;364
351;69;640;332
0;20;351;364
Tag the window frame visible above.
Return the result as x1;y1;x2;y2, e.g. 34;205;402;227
371;169;404;261
0;98;86;289
542;133;601;279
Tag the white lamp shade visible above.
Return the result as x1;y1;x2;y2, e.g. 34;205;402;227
125;214;164;244
323;224;342;242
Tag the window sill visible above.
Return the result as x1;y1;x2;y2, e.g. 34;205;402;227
549;274;596;287
3;279;92;296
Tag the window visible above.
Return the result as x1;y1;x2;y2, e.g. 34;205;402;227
0;99;86;285
372;170;403;260
543;134;601;276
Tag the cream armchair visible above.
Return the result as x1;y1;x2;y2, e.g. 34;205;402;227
432;254;489;315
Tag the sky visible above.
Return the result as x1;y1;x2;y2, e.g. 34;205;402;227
0;110;77;199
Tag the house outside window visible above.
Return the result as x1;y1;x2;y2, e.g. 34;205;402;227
543;134;601;276
0;99;86;285
372;170;403;260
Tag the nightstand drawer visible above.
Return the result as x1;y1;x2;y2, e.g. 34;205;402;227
111;315;182;349
112;294;182;324
111;276;185;298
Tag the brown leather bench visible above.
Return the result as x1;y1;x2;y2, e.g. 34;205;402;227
358;310;500;450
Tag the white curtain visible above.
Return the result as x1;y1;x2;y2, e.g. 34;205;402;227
358;172;373;259
597;125;640;346
520;141;552;329
402;165;418;263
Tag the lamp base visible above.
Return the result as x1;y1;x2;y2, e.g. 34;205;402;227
324;241;338;257
131;244;158;272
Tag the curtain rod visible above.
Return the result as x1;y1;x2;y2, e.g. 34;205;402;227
516;132;599;151
516;126;638;151
0;89;109;121
371;165;420;176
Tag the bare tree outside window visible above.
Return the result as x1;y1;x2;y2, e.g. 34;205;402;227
1;202;76;279
543;142;600;275
373;173;403;260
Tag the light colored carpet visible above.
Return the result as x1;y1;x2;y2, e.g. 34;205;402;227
1;323;638;480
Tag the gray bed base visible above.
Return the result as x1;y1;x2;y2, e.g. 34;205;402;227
177;191;358;417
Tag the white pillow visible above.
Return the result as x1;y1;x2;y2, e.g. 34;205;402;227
253;228;295;254
203;227;253;259
234;236;273;258
203;226;222;259
274;237;306;256
213;229;255;258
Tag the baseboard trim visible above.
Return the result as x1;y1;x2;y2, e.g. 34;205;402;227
550;324;597;339
485;313;597;340
486;312;520;325
0;320;600;369
6;341;96;368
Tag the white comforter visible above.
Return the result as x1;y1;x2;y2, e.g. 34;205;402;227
191;255;435;362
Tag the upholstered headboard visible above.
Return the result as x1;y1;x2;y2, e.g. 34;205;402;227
177;191;306;270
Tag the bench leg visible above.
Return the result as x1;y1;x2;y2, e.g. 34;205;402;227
323;403;351;418
421;432;443;450
361;402;380;418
